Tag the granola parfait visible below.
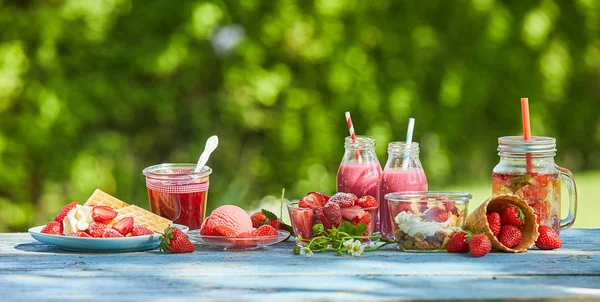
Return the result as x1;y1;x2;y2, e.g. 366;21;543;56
386;192;471;252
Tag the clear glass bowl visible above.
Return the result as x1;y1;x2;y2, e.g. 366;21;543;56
386;191;471;252
287;202;377;240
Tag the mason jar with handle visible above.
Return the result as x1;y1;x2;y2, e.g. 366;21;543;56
491;136;577;231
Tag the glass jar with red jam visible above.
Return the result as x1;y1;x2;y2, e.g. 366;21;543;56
492;136;577;231
143;163;212;230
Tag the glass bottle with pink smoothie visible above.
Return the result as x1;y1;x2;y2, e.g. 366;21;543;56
379;142;428;239
336;136;383;226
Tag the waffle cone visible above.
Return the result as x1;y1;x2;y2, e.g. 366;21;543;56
84;189;172;233
113;205;172;233
465;194;539;253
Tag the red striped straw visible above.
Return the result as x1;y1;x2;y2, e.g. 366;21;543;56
345;111;361;161
521;98;533;174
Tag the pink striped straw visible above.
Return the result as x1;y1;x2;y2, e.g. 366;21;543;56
345;111;361;161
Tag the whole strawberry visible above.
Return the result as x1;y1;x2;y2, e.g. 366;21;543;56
255;224;278;236
500;205;524;228
497;225;522;248
55;202;78;222
447;231;469;253
250;212;267;228
486;212;501;236
469;234;492;257
160;227;195;253
535;225;562;250
41;221;63;235
323;201;343;227
328;192;357;209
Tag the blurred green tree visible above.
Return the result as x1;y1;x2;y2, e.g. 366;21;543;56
0;0;598;231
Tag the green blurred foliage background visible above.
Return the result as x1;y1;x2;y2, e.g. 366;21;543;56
0;0;598;231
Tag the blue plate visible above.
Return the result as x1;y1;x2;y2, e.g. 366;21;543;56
28;224;189;253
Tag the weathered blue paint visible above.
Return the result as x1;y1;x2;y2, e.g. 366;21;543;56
0;229;599;301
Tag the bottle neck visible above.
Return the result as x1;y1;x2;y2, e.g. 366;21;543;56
344;135;376;150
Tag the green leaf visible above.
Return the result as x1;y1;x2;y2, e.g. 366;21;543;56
338;221;354;234
354;223;367;236
281;221;293;233
261;209;278;221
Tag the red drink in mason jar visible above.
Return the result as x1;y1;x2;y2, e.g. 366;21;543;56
492;136;577;231
143;163;212;230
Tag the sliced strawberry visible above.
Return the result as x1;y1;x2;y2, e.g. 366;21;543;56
68;231;92;238
112;217;134;236
41;221;63;235
87;222;108;238
329;192;357;208
103;228;124;238
292;209;314;239
351;211;372;226
92;205;118;223
323;201;343;227
213;225;237;237
357;195;377;208
131;225;154;236
341;205;366;221
315;208;332;229
299;192;329;208
199;217;216;236
55;202;78;222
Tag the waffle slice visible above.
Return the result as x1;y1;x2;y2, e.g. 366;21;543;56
84;189;129;210
113;205;172;233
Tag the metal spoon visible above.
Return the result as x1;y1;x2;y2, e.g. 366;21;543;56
194;135;219;173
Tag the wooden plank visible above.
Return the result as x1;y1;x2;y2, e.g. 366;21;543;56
0;229;599;301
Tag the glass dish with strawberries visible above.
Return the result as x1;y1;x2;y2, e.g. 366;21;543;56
287;192;378;240
492;136;577;231
386;191;470;252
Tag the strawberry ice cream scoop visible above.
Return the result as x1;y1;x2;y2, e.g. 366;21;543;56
202;205;253;235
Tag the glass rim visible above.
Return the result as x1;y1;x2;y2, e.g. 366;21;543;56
385;191;472;204
287;202;378;210
498;136;556;154
344;135;376;148
142;163;212;179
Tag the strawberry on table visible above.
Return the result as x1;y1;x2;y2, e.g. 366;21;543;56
357;195;377;208
298;192;329;208
87;222;108;238
486;212;501;236
160;226;195;253
55;202;78;223
328;192;357;209
250;212;267;228
131;225;154;236
447;231;469;253
102;228;124;238
535;226;562;250
469;234;491;257
112;217;134;236
497;225;522;248
500;205;524;228
41;221;63;235
92;205;118;223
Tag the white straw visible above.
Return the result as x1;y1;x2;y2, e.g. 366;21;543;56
402;118;415;169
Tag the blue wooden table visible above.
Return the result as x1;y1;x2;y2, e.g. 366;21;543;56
1;229;599;301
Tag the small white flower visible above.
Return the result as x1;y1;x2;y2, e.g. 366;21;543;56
326;244;333;249
342;239;354;251
300;247;313;257
350;240;366;256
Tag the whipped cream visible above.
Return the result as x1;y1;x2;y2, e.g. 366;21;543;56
62;205;94;235
394;211;458;237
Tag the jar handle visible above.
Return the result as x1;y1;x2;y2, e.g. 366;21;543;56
558;167;578;229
